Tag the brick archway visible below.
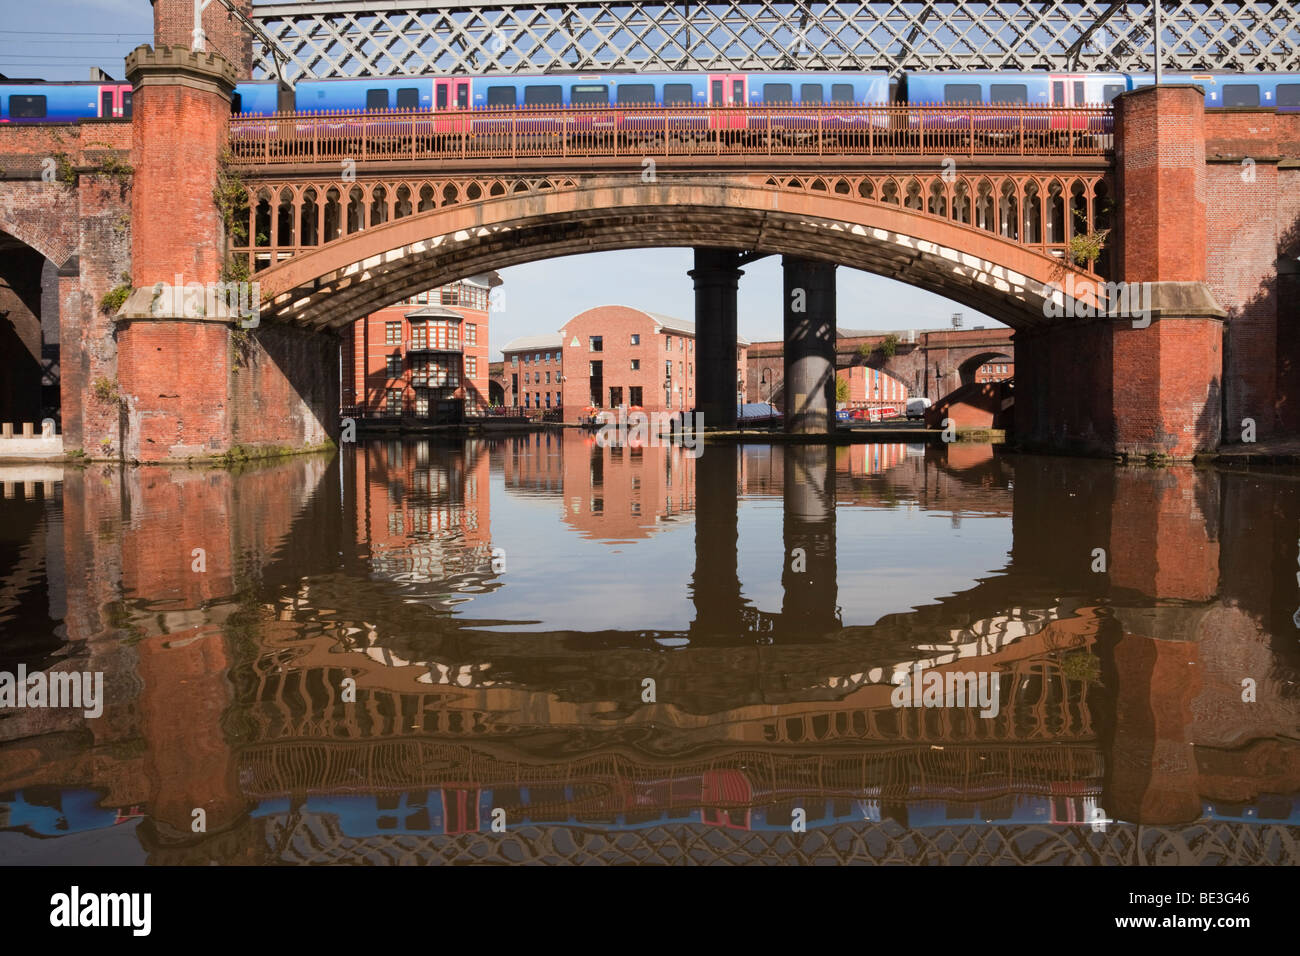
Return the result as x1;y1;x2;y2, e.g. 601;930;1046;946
255;177;1101;332
958;349;1014;386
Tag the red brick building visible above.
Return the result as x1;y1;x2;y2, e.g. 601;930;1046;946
501;306;749;419
835;365;911;408
341;274;497;417
973;359;1015;384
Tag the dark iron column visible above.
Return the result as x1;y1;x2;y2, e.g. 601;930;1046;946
782;256;837;434
689;248;744;430
780;443;840;637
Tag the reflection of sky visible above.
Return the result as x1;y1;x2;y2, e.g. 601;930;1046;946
466;465;1013;633
737;498;1013;626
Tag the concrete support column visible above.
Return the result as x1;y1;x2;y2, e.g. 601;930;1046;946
689;248;743;430
782;256;837;434
780;443;840;637
689;442;745;640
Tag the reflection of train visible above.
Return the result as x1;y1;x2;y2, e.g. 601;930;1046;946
5;69;1299;123
0;789;144;836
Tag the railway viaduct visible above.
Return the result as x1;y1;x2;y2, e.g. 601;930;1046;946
1;0;1298;461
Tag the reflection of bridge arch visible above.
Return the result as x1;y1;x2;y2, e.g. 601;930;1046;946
252;177;1105;331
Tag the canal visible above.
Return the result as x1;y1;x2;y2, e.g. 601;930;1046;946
1;432;1297;864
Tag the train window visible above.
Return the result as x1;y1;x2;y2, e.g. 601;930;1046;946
1073;81;1085;104
396;88;419;109
101;91;113;117
990;84;1028;104
524;85;562;106
457;86;468;108
1223;84;1260;107
487;86;516;107
1103;84;1124;104
831;83;855;104
230;92;242;114
9;95;46;118
663;83;693;105
617;83;654;105
366;89;388;110
943;84;980;104
1279;84;1300;108
711;80;723;104
571;84;609;106
436;86;447;109
763;83;793;104
732;79;743;102
800;83;823;104
1052;81;1064;106
122;89;132;117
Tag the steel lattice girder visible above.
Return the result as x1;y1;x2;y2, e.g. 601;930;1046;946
249;1;1300;81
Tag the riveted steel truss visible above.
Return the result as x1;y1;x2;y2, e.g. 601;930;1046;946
250;1;1300;82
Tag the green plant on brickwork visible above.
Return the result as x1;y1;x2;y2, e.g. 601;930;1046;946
215;147;255;284
879;332;900;358
229;326;256;370
100;272;132;314
1060;650;1102;685
1067;206;1110;267
92;376;126;409
835;375;850;404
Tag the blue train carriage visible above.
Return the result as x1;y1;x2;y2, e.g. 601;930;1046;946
1127;72;1300;110
741;71;893;134
0;80;132;123
901;71;1125;144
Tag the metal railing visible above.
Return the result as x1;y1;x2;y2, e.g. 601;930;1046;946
228;103;1114;166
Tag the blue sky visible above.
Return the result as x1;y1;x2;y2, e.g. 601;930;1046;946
5;2;1001;357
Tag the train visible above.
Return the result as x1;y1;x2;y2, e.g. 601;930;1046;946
3;69;1299;123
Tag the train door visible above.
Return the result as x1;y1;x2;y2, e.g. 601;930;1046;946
709;73;746;129
99;85;132;119
434;78;471;134
1049;75;1088;129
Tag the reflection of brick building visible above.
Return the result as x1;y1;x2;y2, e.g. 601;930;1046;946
352;439;493;577
500;306;748;419
341;274;498;417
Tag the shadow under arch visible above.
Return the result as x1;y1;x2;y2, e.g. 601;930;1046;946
254;177;1103;331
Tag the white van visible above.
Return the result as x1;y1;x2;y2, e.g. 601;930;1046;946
905;397;932;421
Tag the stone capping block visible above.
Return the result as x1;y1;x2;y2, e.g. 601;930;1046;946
1144;281;1228;321
125;44;239;96
116;285;247;324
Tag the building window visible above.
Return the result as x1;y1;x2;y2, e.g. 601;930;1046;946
409;322;427;349
466;323;477;346
440;285;460;306
523;372;529;384
664;360;672;380
665;334;672;349
416;291;428;304
544;371;551;384
534;353;541;363
629;386;642;405
414;389;429;415
555;391;561;405
386;321;402;345
466;355;478;377
511;355;518;366
679;337;684;351
386;388;402;413
590;336;603;352
630;359;640;371
630;333;640;346
387;354;403;377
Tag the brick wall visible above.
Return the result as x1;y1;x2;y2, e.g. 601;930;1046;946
152;0;253;75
